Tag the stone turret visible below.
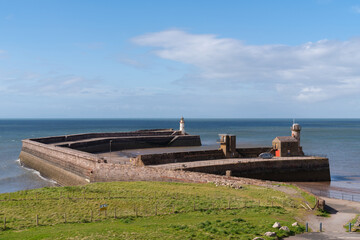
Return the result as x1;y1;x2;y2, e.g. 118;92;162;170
179;117;185;134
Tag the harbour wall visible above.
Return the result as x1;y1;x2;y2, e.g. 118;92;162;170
135;147;273;166
182;157;330;182
19;134;202;185
60;135;201;153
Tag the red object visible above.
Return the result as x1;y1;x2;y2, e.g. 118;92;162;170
275;150;280;157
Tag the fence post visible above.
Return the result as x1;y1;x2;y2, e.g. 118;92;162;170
155;203;157;216
114;208;117;219
3;217;6;230
349;223;352;232
228;198;230;209
193;202;196;211
306;222;308;232
320;222;322;232
64;213;66;223
36;214;39;226
90;210;93;222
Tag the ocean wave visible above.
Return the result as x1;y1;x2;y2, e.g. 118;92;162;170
16;159;58;184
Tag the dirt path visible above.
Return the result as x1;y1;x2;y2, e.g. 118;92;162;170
287;197;360;239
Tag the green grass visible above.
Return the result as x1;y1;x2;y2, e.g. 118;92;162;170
0;181;310;239
344;214;359;232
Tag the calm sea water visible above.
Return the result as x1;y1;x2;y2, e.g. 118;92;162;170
0;119;359;195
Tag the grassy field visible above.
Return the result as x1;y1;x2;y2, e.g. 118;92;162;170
0;181;314;239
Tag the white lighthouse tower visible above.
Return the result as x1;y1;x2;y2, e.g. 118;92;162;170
179;117;185;134
291;122;301;145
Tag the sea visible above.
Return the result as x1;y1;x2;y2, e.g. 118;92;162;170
1;119;359;200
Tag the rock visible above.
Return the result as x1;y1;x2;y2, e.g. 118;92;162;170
280;226;290;232
292;222;298;227
272;222;281;228
264;232;276;237
252;237;265;240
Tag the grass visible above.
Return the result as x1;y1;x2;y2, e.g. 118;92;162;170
344;214;359;232
0;181;311;239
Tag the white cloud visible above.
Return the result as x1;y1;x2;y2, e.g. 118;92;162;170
132;30;360;102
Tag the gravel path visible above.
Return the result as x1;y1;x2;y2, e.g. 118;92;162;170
287;197;360;239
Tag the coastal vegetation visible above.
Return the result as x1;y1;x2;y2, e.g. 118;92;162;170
0;181;314;239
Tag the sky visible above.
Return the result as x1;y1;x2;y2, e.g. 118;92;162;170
1;0;360;118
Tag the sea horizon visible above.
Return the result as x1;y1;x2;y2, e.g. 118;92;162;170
1;118;360;200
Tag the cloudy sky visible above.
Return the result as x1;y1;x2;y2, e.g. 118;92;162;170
1;0;360;118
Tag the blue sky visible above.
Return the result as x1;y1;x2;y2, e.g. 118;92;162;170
1;0;360;118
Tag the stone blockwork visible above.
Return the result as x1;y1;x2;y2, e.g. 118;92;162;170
20;139;98;185
236;147;272;158
182;157;331;182
134;150;225;166
19;130;331;187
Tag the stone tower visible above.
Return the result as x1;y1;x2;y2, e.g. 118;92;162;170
179;117;185;134
291;123;301;145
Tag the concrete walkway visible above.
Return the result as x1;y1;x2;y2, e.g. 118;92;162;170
287;197;360;239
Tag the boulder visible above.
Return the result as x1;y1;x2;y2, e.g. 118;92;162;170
264;232;276;237
280;226;290;232
272;222;281;228
292;222;298;227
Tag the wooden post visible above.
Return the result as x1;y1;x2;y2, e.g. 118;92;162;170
172;204;175;214
105;209;107;218
3;217;6;230
228;198;230;209
64;213;66;223
90;210;93;222
36;214;39;226
114;208;117;219
155;204;157;216
193;202;196;211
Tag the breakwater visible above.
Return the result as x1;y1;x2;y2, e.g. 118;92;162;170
19;129;330;186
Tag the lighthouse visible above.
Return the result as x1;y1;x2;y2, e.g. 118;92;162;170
179;117;185;134
291;123;301;145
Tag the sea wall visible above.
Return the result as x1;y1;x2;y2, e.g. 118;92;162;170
182;157;331;182
31;129;178;144
236;147;273;158
135;147;273;166
19;139;99;185
135;149;225;166
61;135;201;153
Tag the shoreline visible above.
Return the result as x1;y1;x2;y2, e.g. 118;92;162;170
294;181;360;202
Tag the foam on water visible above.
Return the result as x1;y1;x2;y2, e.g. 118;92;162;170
16;159;57;184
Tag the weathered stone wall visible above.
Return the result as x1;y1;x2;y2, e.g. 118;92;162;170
64;135;201;153
31;129;178;144
182;157;331;182
135;149;225;166
19;139;99;183
236;147;272;158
